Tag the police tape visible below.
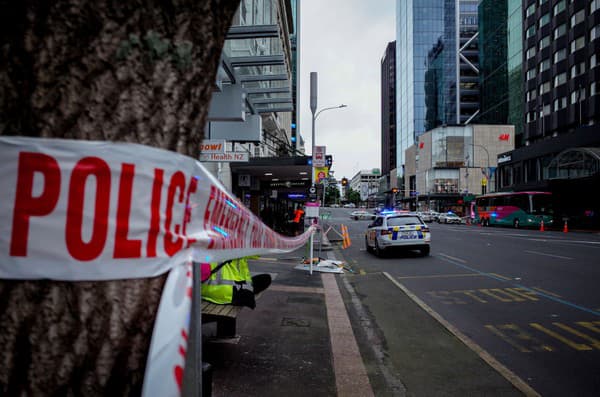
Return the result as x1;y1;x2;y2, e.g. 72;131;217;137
0;136;315;396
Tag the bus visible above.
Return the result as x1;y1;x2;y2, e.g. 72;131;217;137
474;191;554;228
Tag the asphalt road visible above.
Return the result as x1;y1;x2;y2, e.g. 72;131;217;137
322;207;600;396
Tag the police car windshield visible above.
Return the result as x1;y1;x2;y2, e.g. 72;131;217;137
387;216;422;226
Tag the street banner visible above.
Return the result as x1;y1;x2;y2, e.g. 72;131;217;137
313;145;326;167
314;166;328;183
0;136;315;396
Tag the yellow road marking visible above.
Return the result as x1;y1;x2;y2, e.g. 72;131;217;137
359;269;367;275
457;290;488;303
505;288;539;301
576;321;600;334
530;323;592;351
531;287;562;298
552;323;600;350
480;289;518;303
489;273;511;281
485;324;554;353
384;272;541;397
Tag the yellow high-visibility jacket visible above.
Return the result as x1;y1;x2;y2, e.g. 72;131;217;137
201;256;258;304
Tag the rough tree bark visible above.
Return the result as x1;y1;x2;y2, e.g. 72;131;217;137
0;1;240;395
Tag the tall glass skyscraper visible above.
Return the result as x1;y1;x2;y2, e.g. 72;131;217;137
395;0;477;190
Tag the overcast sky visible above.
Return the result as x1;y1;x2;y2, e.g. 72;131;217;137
298;0;396;181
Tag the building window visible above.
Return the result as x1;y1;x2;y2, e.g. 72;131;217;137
593;0;600;13
554;48;566;63
554;23;566;39
571;9;585;27
539;35;551;50
527;67;537;80
591;25;600;41
592;54;598;68
527;46;536;59
554;0;566;16
539;59;551;72
540;81;551;95
554;97;567;111
527;111;537;122
526;25;537;38
539;0;548;5
571;62;586;78
571;87;586;104
592;81;598;96
527;89;537;102
554;72;567;87
542;103;551;116
526;3;536;17
571;36;585;53
539;13;550;28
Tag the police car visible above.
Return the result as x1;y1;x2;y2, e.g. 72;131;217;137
365;211;431;257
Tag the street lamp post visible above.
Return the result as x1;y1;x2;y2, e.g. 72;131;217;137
308;72;347;273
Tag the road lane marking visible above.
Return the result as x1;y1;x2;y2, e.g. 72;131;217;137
437;253;467;263
552;323;600;350
490;273;512;281
484;324;555;353
530;323;593;351
436;255;600;317
531;287;562;298
383;272;541;397
396;273;481;280
524;250;573;260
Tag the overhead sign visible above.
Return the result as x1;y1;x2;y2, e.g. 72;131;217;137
199;139;226;153
199;152;249;162
313;146;326;167
498;154;512;164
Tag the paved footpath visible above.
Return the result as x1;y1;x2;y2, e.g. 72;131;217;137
202;247;527;396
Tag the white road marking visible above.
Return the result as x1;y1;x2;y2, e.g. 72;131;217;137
437;253;467;263
524;250;573;260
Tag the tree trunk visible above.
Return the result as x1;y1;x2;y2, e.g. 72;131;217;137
0;1;240;394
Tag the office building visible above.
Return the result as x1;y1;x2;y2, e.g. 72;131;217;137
395;0;479;195
495;0;600;228
381;41;397;190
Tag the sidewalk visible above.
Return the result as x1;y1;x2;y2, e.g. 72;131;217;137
201;246;526;396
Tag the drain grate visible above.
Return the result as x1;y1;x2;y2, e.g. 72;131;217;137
281;317;311;327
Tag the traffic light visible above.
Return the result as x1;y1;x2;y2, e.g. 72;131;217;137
391;188;399;194
341;178;348;186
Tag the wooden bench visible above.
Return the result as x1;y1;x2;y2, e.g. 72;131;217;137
201;291;263;339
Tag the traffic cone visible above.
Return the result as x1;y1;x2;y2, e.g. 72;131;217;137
540;220;545;232
563;220;568;233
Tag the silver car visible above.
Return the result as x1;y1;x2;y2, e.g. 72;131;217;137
350;210;376;220
365;213;431;257
437;212;462;224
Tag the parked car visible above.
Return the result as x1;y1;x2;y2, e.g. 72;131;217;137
437;212;462;224
350;210;376;220
343;203;356;208
417;211;436;223
365;212;430;257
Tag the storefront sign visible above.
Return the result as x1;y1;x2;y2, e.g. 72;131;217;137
199;139;226;153
199;151;249;162
313;146;326;167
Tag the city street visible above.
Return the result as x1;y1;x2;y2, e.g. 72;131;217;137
325;207;600;396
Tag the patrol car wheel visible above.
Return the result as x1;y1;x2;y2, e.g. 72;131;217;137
365;237;373;253
420;246;430;256
374;239;385;257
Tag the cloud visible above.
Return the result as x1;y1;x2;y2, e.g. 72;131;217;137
299;0;395;180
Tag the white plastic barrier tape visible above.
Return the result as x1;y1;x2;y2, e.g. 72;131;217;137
0;136;315;396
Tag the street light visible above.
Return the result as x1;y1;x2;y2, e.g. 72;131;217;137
310;72;347;186
310;103;347;183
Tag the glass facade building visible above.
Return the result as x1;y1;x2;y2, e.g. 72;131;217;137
395;0;478;190
506;0;523;145
396;0;457;184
